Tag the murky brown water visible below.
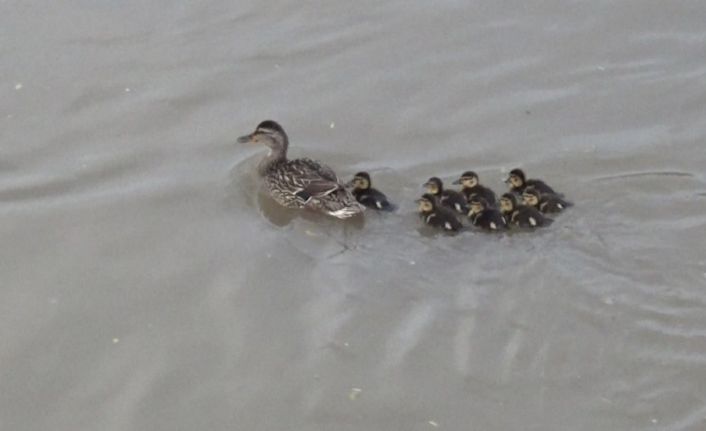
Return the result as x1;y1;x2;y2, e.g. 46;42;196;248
2;1;706;430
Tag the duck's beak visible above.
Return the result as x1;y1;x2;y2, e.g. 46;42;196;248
422;182;432;188
237;133;254;144
504;177;512;184
451;178;462;185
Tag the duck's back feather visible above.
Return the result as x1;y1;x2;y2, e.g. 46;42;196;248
263;158;363;218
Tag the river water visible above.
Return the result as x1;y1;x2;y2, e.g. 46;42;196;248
2;1;706;430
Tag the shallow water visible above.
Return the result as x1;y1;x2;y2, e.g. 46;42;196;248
2;1;706;430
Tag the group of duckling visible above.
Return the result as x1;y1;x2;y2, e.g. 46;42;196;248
412;169;571;232
237;120;572;231
347;169;571;233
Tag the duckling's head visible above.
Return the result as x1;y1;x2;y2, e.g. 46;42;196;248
452;171;479;188
237;120;289;153
499;193;518;214
522;187;541;207
423;177;443;195
351;172;371;190
506;168;526;190
416;194;436;213
468;196;489;216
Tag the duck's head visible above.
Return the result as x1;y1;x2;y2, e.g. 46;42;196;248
468;196;489;216
416;194;436;213
499;193;518;215
350;172;371;191
452;171;479;188
423;177;443;195
237;120;289;153
505;168;526;190
522;187;541;207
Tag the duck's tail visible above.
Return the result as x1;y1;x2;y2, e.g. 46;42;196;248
321;189;366;219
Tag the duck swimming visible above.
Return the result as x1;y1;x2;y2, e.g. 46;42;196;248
506;168;558;195
468;196;507;231
348;171;394;210
238;120;364;219
522;187;572;214
452;171;497;206
423;177;468;215
499;193;553;228
416;194;463;232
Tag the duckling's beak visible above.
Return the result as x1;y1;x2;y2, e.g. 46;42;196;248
237;133;254;144
451;178;462;185
504;177;511;184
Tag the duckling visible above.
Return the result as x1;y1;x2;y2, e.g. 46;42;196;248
452;171;497;206
416;194;463;232
423;177;468;215
499;193;553;228
467;196;507;231
237;120;364;219
505;168;558;195
348;172;394;210
522;187;572;214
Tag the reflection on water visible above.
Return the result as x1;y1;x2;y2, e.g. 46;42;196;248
2;1;706;431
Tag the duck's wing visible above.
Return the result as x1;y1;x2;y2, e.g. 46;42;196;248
284;159;345;201
300;179;342;198
297;158;339;182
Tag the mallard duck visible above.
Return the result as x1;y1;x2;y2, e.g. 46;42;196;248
499;193;553;228
522;187;572;214
452;171;497;206
416;194;463;232
468;196;507;231
348;172;394;210
423;177;468;214
505;168;558;194
237;120;364;219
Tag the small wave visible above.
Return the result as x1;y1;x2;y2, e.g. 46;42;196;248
593;171;694;182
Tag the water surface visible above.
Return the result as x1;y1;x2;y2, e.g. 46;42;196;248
2;1;706;430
